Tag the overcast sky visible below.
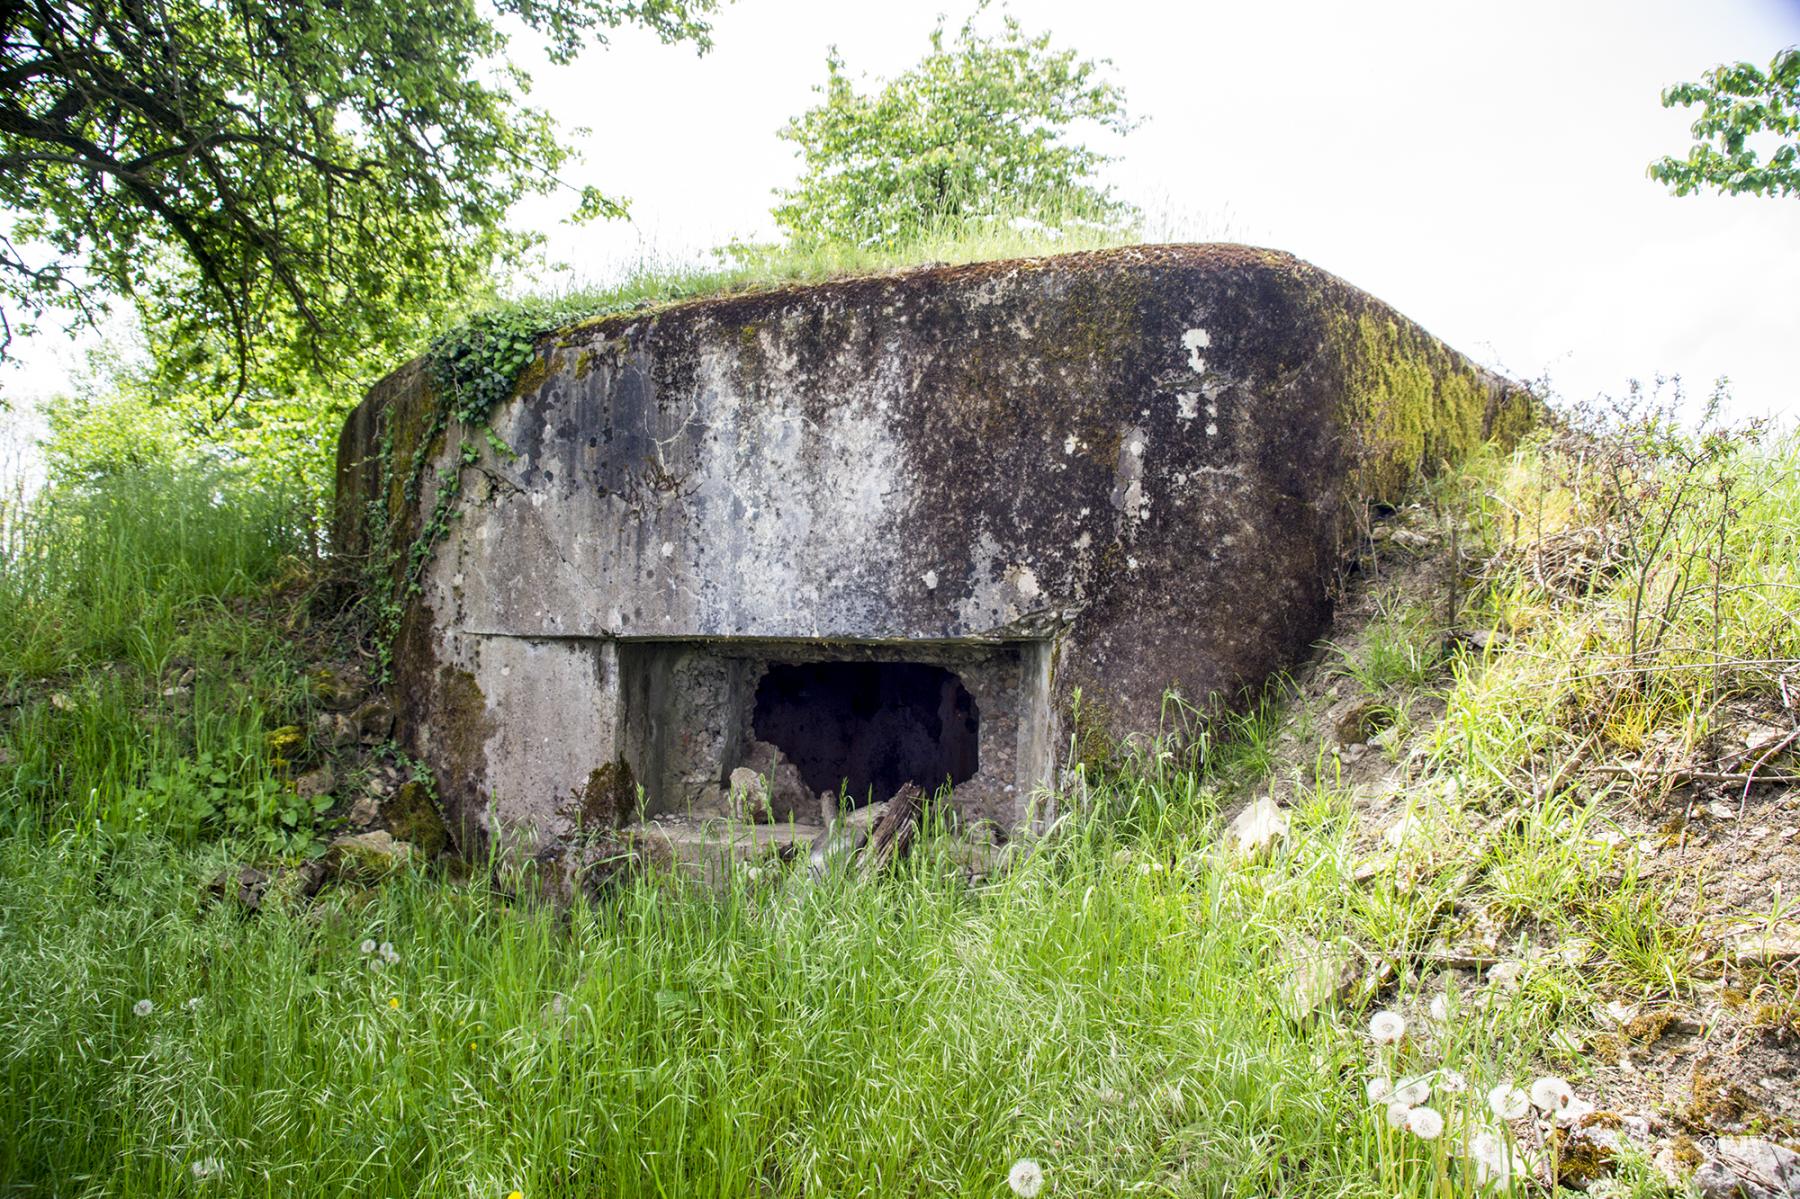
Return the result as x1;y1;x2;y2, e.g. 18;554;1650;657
4;0;1797;465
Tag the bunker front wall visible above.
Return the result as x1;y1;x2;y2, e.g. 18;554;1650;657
335;244;1535;857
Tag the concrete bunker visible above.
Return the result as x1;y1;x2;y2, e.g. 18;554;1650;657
334;243;1538;869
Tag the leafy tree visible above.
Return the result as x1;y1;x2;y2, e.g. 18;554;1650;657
772;4;1134;249
1649;46;1799;199
0;0;718;408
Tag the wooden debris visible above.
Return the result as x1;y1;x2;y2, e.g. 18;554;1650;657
859;782;922;874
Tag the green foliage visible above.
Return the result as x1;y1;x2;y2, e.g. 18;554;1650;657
124;754;328;854
0;0;718;397
0;466;321;848
38;351;346;520
1649;45;1800;198
771;3;1135;249
1327;602;1446;695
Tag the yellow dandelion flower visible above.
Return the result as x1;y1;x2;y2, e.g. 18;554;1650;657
388;997;400;1009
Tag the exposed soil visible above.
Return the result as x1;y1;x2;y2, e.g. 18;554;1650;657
1241;497;1800;1180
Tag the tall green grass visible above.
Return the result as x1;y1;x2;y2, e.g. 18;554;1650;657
0;467;314;840
0;787;1570;1198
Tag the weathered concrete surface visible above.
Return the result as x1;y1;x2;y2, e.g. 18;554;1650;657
336;243;1536;858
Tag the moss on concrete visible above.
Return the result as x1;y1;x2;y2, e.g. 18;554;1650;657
1335;312;1485;505
385;780;449;858
579;758;636;831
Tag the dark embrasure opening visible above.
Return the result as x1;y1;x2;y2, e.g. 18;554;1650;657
751;661;980;804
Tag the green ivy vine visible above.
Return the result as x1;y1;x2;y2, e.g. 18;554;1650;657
362;295;658;682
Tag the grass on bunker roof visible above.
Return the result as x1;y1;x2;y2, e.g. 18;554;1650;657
1;407;1798;1196
424;201;1186;350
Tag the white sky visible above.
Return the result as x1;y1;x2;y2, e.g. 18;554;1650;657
517;0;1800;421
4;0;1798;461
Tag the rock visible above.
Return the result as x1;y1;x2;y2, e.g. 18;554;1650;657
727;767;772;823
263;725;306;764
309;667;363;711
1334;696;1386;744
1655;1137;1707;1189
1693;1138;1800;1199
1277;938;1354;1020
1486;958;1526;992
208;865;271;911
1558;1116;1625;1188
1382;811;1425;848
738;741;812;823
353;697;395;744
381;781;448;858
1725;922;1800;966
293;765;336;800
943;833;1005;882
348;796;380;828
1229;796;1289;858
327;830;418;876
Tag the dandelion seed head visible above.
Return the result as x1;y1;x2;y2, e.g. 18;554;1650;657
1393;1076;1431;1106
185;997;202;1011
1487;1083;1529;1121
360;939;376;955
1366;1075;1393;1105
1429;994;1449;1021
379;941;398;963
1469;1135;1517;1189
1406;1106;1444;1140
133;999;152;1017
1007;1158;1044;1198
1556;1096;1596;1127
1369;1010;1406;1044
1386;1102;1412;1129
1529;1076;1574;1114
1439;1068;1468;1094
